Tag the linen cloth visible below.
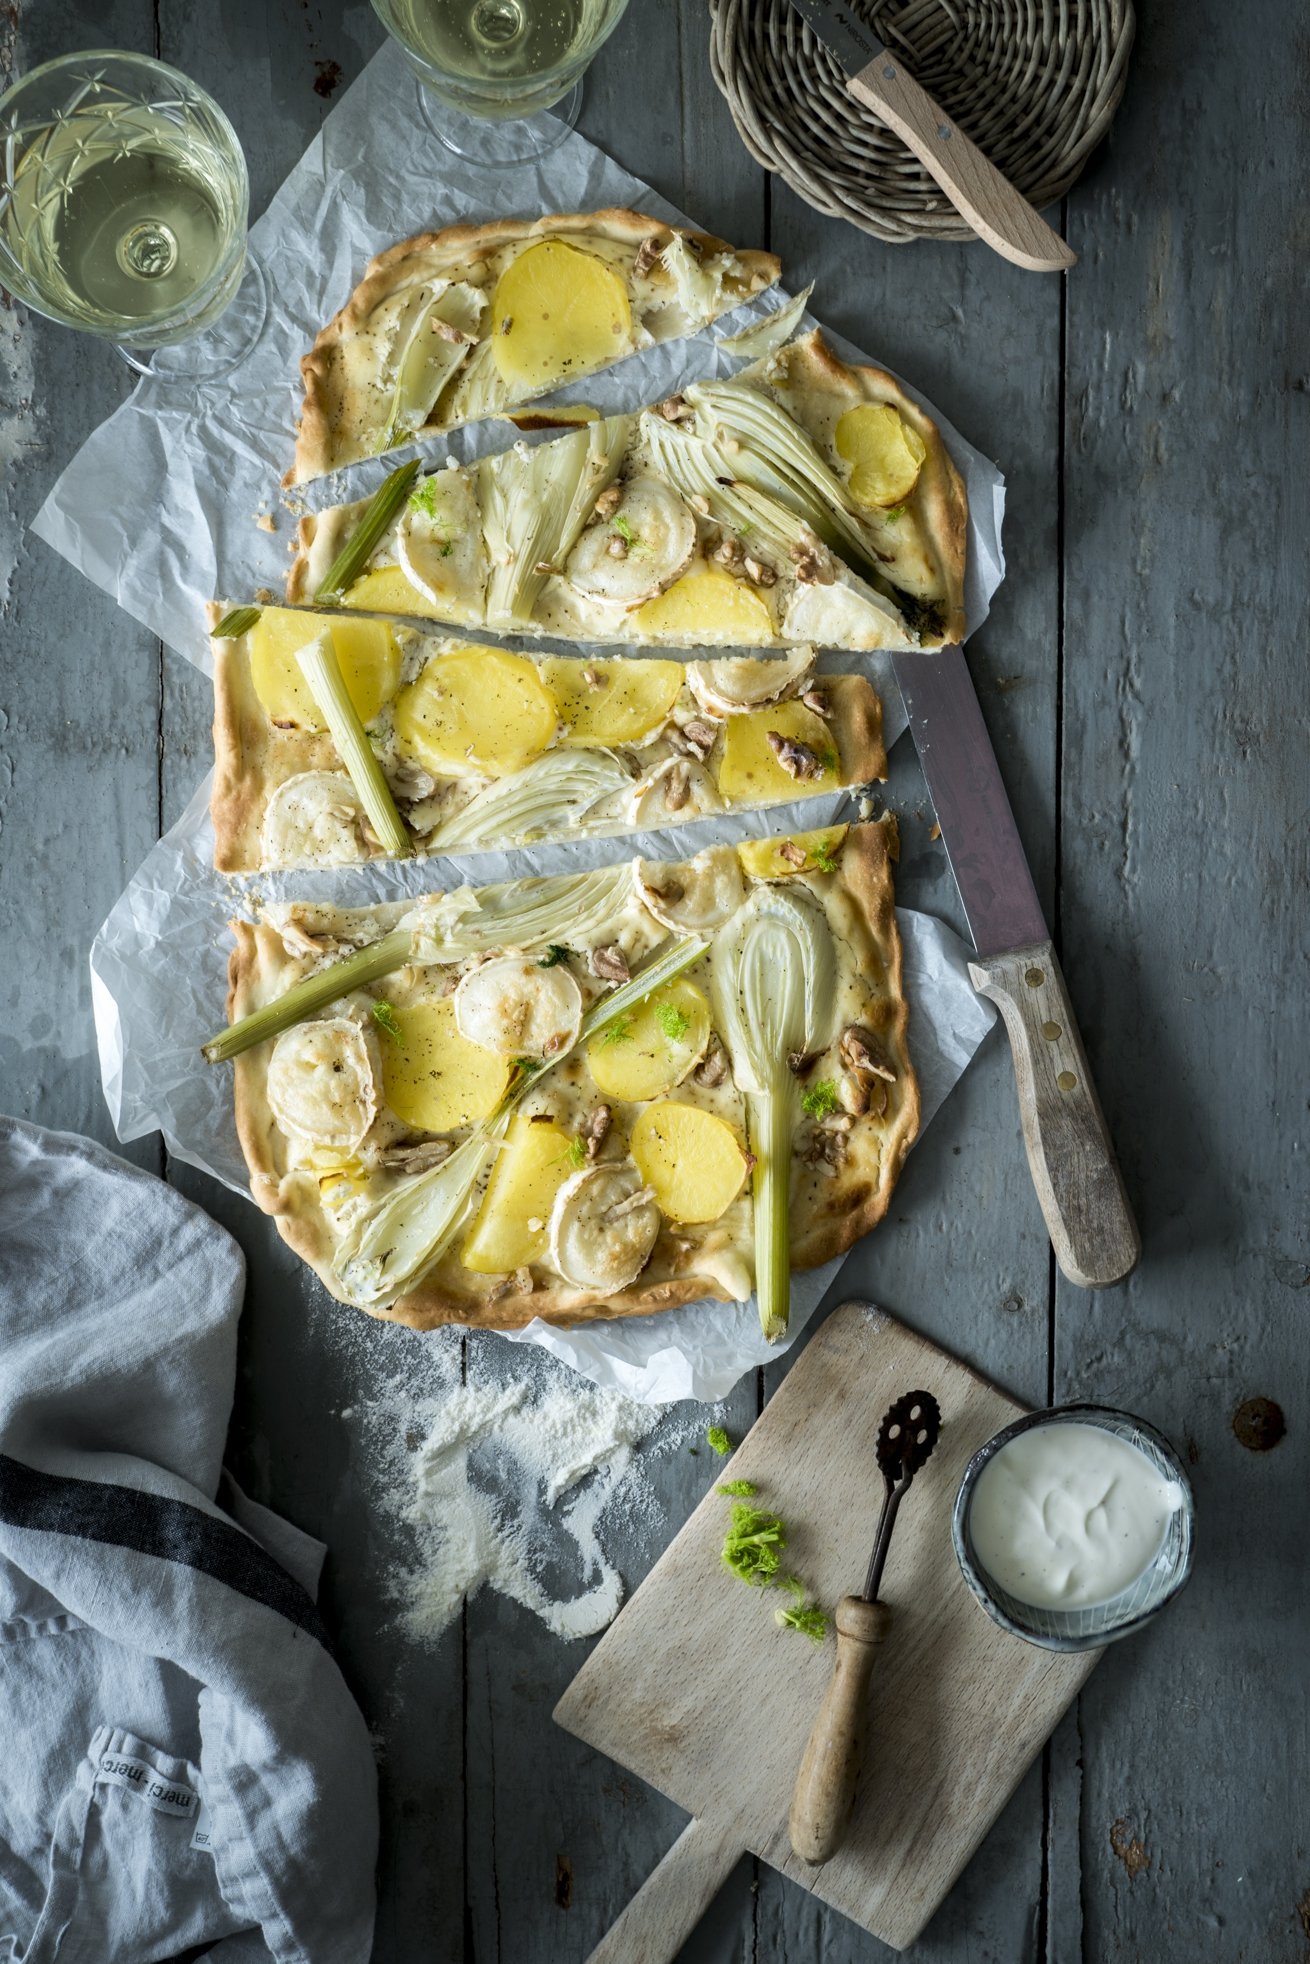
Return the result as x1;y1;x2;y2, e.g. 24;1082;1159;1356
0;1118;377;1963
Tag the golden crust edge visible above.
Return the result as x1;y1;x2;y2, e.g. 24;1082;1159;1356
209;604;276;873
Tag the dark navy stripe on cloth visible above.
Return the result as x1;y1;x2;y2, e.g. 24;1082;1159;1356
0;1454;329;1648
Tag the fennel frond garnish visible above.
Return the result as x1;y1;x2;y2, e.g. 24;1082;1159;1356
371;1000;403;1044
296;632;410;861
711;887;837;1341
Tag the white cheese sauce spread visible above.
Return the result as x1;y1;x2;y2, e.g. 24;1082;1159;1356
968;1421;1183;1610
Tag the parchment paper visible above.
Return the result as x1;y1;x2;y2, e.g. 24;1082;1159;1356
31;37;1005;668
90;774;994;1403
52;36;1004;1402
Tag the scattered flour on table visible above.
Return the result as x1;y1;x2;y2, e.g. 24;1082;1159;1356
332;1325;715;1645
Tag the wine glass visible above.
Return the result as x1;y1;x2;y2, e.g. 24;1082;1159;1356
371;0;630;167
0;49;267;381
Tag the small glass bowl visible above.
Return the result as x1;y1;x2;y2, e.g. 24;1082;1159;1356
952;1403;1195;1652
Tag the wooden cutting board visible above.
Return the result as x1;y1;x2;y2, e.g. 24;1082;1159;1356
555;1302;1101;1957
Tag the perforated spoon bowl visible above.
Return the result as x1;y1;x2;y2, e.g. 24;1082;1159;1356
788;1388;941;1866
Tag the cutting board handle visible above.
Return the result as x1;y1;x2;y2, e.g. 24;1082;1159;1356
969;940;1141;1288
583;1815;741;1964
789;1595;892;1865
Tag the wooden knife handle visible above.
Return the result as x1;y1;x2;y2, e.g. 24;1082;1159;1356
788;1596;892;1866
969;940;1141;1288
846;56;1076;273
583;1815;741;1964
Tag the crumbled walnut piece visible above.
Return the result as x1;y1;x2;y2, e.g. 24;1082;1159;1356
711;536;744;569
778;839;808;868
513;1265;534;1295
430;316;476;345
384;757;437;801
583;1105;612;1159
678;718;717;760
841;1076;871;1117
485;1275;515;1304
582;665;605;689
806;1128;848;1174
840;1025;897;1083
632;234;663;279
742;554;776;588
657;393;692;422
790;532;836;584
590;943;631;983
593;483;623;522
766;731;824;780
605;533;629;560
663;761;690;811
541;1031;568;1057
787;1049;817;1077
800;688;830;718
694;1041;728;1088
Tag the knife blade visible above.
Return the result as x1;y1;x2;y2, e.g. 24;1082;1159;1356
786;0;1076;274
894;646;1140;1288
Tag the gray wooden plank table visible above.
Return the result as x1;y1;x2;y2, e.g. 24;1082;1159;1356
1;1;1306;1958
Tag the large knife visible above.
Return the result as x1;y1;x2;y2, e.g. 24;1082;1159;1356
786;0;1076;274
894;646;1140;1287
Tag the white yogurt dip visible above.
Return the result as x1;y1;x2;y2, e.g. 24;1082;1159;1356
968;1421;1184;1611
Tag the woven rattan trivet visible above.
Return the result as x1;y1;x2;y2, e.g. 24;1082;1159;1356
709;0;1135;244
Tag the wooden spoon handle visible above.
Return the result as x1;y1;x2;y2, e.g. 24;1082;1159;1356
969;940;1141;1288
788;1596;892;1866
846;56;1076;273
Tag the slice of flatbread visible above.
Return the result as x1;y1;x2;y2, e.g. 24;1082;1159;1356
290;208;780;484
209;602;884;873
227;818;917;1331
289;329;966;651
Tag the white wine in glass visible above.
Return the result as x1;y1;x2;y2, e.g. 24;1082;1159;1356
373;0;629;164
0;50;261;375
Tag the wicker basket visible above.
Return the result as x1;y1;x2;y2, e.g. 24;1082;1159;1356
709;0;1135;245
